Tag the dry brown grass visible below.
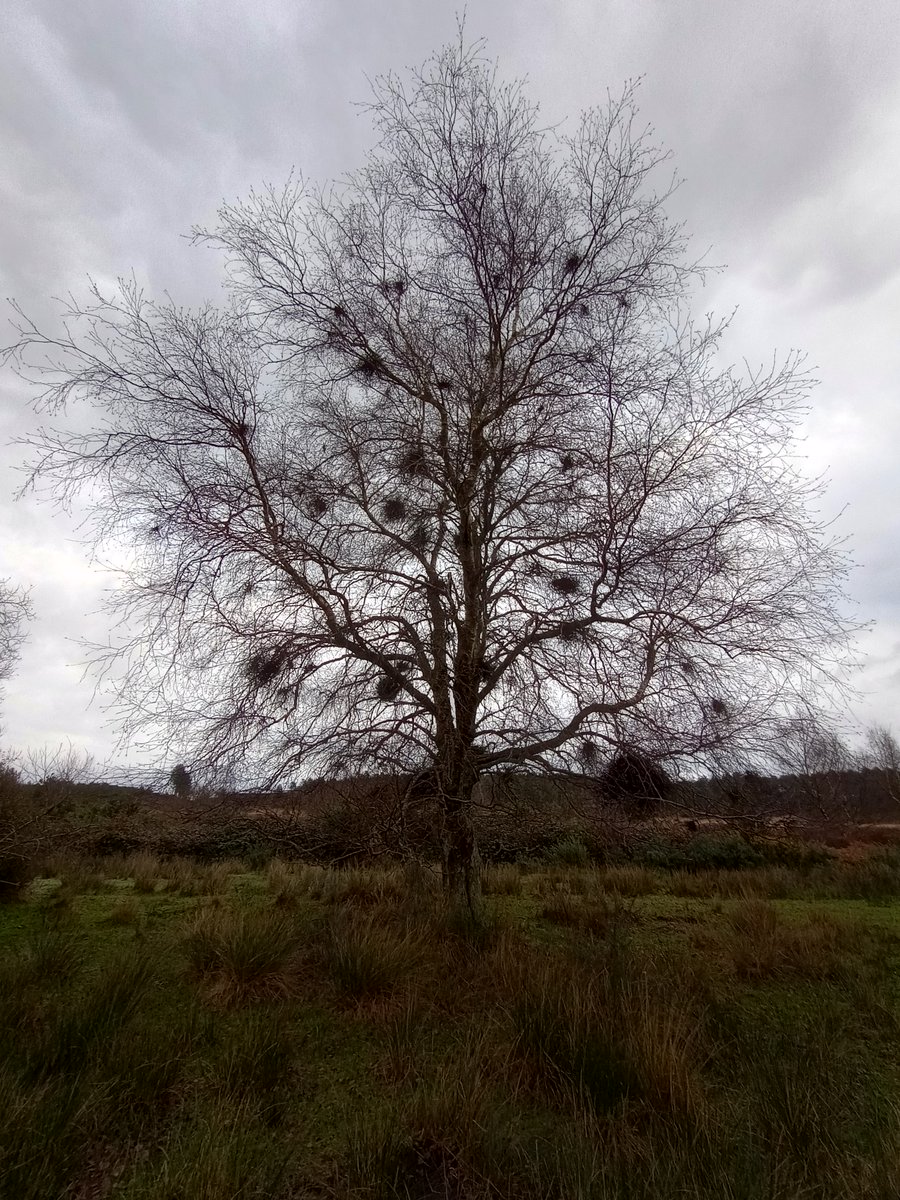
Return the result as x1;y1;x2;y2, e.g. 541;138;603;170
268;863;409;907
323;910;426;1001
481;864;523;895
164;857;239;896
533;865;601;898
541;892;633;936
508;943;704;1119
106;897;142;926
723;899;863;980
668;866;799;900
322;866;407;906
182;906;302;1004
850;824;900;847
597;865;657;897
125;851;162;893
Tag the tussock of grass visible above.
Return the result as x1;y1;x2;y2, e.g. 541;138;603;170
344;1030;506;1197
731;998;900;1194
597;865;657;897
265;856;300;897
380;999;432;1084
510;946;702;1117
206;1008;295;1121
668;865;802;900
482;864;523;895
401;857;441;898
266;861;411;909
106;897;142;925
0;1066;100;1200
534;864;598;897
265;858;332;905
323;866;406;907
35;850;107;895
324;910;424;999
724;899;866;980
827;851;900;901
195;860;240;894
183;907;300;1002
114;1099;292;1200
541;892;632;935
8;923;81;985
437;899;510;957
167;857;238;896
126;851;163;893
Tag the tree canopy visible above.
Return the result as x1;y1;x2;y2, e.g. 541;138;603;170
6;40;852;899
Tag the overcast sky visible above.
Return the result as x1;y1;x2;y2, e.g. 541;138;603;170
2;0;899;774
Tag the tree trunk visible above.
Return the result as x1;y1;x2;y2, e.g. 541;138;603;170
440;796;482;916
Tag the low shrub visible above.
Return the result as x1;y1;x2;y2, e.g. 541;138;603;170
157;820;275;865
0;768;38;901
638;833;766;873
543;836;591;868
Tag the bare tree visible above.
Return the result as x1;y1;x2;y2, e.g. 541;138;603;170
0;580;30;683
0;578;31;732
863;724;900;808
21;742;96;787
6;40;852;907
770;711;860;824
865;724;900;774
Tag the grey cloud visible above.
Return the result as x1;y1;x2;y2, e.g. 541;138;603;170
2;0;899;755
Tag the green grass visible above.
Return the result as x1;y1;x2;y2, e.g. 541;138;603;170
2;861;900;1197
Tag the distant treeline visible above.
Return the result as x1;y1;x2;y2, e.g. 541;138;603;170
27;762;900;828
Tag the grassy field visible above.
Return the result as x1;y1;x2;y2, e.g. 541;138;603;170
3;854;900;1198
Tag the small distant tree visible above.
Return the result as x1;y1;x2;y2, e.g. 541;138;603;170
169;763;192;800
7;39;853;909
599;748;671;819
